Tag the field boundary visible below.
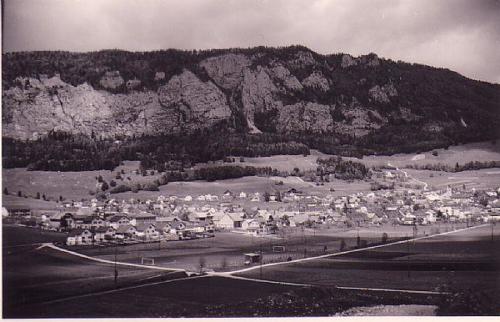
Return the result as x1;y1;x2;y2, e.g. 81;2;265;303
221;224;489;275
39;243;187;273
215;273;449;295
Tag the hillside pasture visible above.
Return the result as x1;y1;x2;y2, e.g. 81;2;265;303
346;141;500;169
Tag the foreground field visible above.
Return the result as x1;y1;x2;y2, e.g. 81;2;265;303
237;225;500;295
6;224;498;318
2;226;183;317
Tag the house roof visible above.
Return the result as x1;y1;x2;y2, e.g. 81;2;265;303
170;221;186;229
68;228;91;237
109;215;129;223
116;225;136;234
136;223;156;232
155;221;171;230
94;226;114;233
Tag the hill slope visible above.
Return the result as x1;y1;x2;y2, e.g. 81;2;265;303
2;46;500;170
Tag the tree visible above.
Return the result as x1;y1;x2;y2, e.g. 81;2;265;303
199;257;206;273
59;195;64;202
382;232;388;244
97;175;104;183
17;191;22;197
101;181;109;191
3;188;8;195
36;192;41;199
264;191;270;202
340;239;346;251
110;180;117;187
42;194;47;200
220;257;228;270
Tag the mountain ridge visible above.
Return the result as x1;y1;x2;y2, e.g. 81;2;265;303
2;45;500;170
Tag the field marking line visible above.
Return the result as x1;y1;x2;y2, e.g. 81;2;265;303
335;286;449;295
39;243;187;273
209;273;449;295
22;270;174;289
223;224;489;275
34;274;209;306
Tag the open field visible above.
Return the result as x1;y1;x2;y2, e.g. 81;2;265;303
6;224;498;318
2;226;183;317
407;168;500;190
237;225;500;294
345;141;500;168
1;194;59;211
3;141;498;208
1;160;161;203
230;150;326;172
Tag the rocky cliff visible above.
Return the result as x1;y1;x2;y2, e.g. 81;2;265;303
3;46;500;149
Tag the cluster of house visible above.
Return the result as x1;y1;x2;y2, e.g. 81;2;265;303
5;178;500;246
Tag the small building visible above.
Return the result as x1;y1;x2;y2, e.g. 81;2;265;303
244;253;262;265
108;215;130;229
93;227;115;243
66;229;93;245
115;225;137;239
135;223;159;240
215;213;243;229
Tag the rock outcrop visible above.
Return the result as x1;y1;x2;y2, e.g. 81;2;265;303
368;83;398;104
158;70;232;127
277;102;333;133
241;67;282;123
200;54;251;90
302;71;330;92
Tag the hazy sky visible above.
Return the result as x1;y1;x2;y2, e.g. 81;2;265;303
3;0;500;83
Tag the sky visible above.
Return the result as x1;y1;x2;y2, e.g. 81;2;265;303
2;0;500;84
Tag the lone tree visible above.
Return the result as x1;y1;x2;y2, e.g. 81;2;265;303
3;187;8;195
17;191;22;197
36;192;41;200
199;257;206;273
340;239;346;251
220;257;228;270
382;232;389;244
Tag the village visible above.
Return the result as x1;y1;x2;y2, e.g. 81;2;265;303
4;166;500;249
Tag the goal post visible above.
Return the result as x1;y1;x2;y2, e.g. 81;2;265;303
272;245;286;253
141;257;155;265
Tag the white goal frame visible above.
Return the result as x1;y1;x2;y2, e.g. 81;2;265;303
141;257;155;265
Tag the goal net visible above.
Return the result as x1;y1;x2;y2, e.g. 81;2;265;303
272;245;286;252
141;257;155;265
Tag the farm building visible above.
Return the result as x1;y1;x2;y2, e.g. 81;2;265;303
215;213;243;229
66;229;93;245
135;223;159;240
93;227;116;242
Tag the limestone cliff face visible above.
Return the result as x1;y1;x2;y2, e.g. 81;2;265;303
3;47;499;143
3;71;233;140
277;102;333;134
241;66;282;123
200;54;251;90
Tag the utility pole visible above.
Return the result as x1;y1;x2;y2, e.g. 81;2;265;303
492;222;496;242
260;241;263;279
406;234;410;279
114;245;118;288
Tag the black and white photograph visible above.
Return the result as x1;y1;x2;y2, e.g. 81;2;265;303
1;0;499;318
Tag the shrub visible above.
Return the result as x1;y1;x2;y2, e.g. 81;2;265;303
110;184;132;194
339;239;346;251
381;232;388;243
143;182;160;191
